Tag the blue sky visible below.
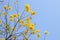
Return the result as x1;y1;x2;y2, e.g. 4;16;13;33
0;0;60;40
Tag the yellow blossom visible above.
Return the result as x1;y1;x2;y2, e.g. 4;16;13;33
30;11;35;16
24;30;28;34
23;23;28;27
31;31;35;34
26;17;30;21
10;18;13;21
9;15;13;21
10;15;13;18
24;4;30;12
9;6;12;10
37;34;40;38
18;20;24;24
44;31;48;35
4;5;8;10
11;27;15;31
35;30;40;33
13;14;17;18
28;23;34;31
17;13;20;17
2;12;6;16
26;17;30;23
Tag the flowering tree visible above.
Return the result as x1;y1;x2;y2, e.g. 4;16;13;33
0;0;48;40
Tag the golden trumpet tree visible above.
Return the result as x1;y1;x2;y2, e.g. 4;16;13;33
0;0;41;40
0;0;49;40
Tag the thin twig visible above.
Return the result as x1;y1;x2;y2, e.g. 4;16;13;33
44;34;47;40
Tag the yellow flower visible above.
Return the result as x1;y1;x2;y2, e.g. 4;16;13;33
24;30;28;34
31;31;35;34
2;12;6;16
35;30;40;33
13;14;17;18
10;18;13;21
0;38;5;40
9;6;12;10
28;23;34;31
44;31;48;35
30;11;35;16
26;17;30;21
10;15;13;18
11;27;15;31
23;23;28;27
4;5;8;10
0;19;2;25
37;34;41;38
24;4;30;12
18;20;24;24
17;13;20;17
9;15;13;21
26;17;30;23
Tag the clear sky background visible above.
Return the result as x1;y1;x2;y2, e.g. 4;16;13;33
0;0;60;40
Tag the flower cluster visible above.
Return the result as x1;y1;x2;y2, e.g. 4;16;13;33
0;0;48;40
